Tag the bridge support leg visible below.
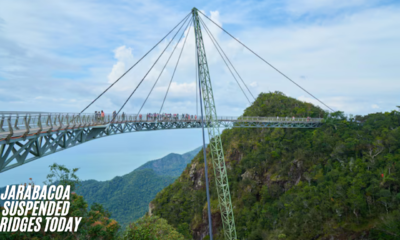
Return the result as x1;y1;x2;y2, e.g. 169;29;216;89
192;8;237;240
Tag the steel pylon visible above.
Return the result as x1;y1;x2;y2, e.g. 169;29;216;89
192;8;237;240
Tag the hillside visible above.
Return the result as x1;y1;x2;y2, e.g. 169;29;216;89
0;147;201;228
137;146;202;176
75;169;174;228
151;92;400;240
75;147;201;228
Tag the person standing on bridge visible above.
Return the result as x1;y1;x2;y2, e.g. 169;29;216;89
122;112;125;121
112;111;117;122
100;110;104;123
95;111;98;123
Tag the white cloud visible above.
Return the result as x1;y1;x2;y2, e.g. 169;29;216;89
168;82;196;96
371;104;379;109
285;0;374;15
297;95;360;113
107;45;134;84
0;1;399;116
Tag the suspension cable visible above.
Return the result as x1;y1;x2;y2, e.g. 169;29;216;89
159;20;193;114
200;17;255;101
79;12;191;114
199;19;251;104
198;12;334;112
137;19;192;115
111;16;191;122
195;38;199;116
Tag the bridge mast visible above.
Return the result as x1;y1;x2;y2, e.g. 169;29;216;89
192;8;237;240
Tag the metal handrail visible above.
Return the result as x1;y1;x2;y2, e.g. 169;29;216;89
0;112;324;136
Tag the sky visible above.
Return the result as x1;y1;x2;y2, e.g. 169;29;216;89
1;0;399;186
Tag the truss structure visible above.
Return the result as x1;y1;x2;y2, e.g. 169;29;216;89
0;112;322;173
193;8;237;239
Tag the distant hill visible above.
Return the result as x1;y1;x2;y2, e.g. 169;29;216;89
75;146;202;228
75;168;175;228
0;146;202;228
136;146;202;176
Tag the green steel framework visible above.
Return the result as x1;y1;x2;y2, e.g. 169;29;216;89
192;8;237;240
0;112;322;173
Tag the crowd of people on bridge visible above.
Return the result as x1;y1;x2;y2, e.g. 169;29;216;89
93;110;313;124
93;111;198;123
145;113;197;121
94;111;104;122
279;116;311;121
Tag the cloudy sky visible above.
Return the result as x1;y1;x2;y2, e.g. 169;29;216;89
1;0;399;185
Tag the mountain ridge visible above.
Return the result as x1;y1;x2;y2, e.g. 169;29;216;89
74;146;202;227
151;92;400;239
0;146;203;228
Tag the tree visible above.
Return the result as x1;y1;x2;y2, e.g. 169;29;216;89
150;93;400;239
122;215;185;240
0;164;120;240
45;163;80;191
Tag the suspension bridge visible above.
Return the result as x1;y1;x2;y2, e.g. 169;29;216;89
0;112;323;173
0;8;333;240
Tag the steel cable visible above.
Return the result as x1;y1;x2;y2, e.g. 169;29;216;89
110;16;191;122
199;19;251;104
137;19;192;115
159;21;193;114
200;17;255;101
198;12;334;112
79;12;191;115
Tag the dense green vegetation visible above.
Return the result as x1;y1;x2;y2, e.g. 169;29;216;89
0;164;186;240
74;147;200;228
122;215;185;240
0;164;120;240
75;169;175;228
152;92;400;239
137;147;201;176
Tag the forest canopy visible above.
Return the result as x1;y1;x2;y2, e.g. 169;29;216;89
152;92;400;239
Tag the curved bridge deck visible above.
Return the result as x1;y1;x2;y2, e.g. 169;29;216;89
0;112;323;172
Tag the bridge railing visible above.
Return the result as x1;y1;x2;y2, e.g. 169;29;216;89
0;112;95;133
220;116;324;123
0;112;324;137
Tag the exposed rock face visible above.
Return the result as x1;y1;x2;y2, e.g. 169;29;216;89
226;147;243;163
241;169;261;184
189;162;197;182
289;159;303;185
148;202;155;217
189;162;203;190
192;208;222;240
